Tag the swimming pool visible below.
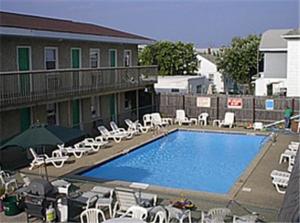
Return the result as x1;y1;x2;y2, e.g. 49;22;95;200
80;130;268;194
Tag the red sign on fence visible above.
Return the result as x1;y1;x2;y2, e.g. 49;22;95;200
227;98;243;109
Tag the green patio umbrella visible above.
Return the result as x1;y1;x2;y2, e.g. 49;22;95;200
1;123;87;150
0;123;87;171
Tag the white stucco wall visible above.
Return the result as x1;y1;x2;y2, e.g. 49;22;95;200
286;39;300;97
197;54;224;93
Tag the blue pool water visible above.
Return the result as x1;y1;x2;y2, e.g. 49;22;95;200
81;130;268;194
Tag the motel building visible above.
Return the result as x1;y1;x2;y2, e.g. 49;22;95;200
0;12;158;143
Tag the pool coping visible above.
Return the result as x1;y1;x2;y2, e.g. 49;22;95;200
66;127;272;201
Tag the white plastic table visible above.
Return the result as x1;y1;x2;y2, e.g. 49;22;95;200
102;218;146;223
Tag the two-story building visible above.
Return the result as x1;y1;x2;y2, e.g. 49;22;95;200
255;29;300;96
0;12;158;143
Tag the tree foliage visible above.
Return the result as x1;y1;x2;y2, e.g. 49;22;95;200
139;41;198;76
216;35;261;86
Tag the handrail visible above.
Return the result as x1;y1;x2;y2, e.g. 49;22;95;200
264;114;300;128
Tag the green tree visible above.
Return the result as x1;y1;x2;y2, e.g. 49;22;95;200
139;41;198;76
216;35;261;92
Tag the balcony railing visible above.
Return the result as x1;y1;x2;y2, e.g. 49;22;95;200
0;65;157;109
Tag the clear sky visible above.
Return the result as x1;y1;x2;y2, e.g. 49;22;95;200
1;0;299;47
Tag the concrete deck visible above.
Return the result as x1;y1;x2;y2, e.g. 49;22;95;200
2;125;299;222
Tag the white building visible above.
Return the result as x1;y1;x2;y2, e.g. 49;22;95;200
196;52;224;93
154;75;211;94
255;29;300;97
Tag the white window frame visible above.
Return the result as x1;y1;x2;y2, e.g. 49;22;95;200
123;49;132;67
89;48;100;68
109;49;117;67
44;47;59;69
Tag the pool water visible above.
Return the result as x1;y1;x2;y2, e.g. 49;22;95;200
81;130;268;194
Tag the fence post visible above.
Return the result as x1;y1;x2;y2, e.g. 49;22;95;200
253;97;256;123
292;98;295;113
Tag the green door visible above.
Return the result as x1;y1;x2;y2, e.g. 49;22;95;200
110;95;116;121
20;107;31;131
72;100;80;128
109;50;116;67
18;47;30;95
71;49;80;87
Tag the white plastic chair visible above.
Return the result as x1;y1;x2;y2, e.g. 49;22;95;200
270;170;290;180
151;210;168;223
165;206;192;223
272;177;288;194
253;122;263;131
198;113;209;126
143;114;152;127
80;208;106;223
29;148;69;170
233;214;258;223
56;144;91;158
174;110;192;126
0;170;17;192
110;121;135;139
279;149;296;164
219;112;235;128
120;205;148;220
80;137;108;152
151;113;169;127
201;208;231;223
125;119;149;134
97;126;128;143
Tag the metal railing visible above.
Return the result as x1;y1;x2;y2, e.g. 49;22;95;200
0;65;158;109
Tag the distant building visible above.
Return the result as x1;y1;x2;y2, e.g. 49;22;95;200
255;29;300;96
154;75;211;94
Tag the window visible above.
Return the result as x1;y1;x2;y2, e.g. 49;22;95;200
124;92;132;109
171;88;180;93
90;48;100;68
124;50;132;67
44;47;58;70
47;103;58;125
208;73;214;81
196;85;202;93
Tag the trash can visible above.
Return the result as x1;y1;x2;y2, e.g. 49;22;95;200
3;195;22;216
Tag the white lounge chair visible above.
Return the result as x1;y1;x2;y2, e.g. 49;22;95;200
150;209;168;223
80;208;106;223
253;122;263;131
233;214;258;223
272;177;288;194
201;208;231;223
279;149;296;164
56;144;91;158
270;170;290;180
219;112;235;128
125;119;150;134
0;170;18;192
151;113;169;127
198;112;209;126
143;114;152;127
97;126;128;143
120;205;148;220
29;148;69;170
110;121;135;139
80;137;108;152
175;110;192;126
113;187;139;217
288;156;295;172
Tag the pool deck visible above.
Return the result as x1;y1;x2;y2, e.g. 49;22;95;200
4;125;299;222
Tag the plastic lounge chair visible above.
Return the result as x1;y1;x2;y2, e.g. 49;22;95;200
270;170;290;180
80;208;106;223
92;186;114;218
253;122;263;131
81;137;108;152
0;170;18;192
219;112;235;128
151;113;169;127
233;214;258;223
113;187;140;217
97;126;128;143
29;148;69;170
165;206;192;223
151;210;168;223
198;113;209;126
175;110;192;126
56;144;90;158
125;119;150;134
279;149;296;164
110;121;135;138
288;156;295;172
120;205;148;220
272;177;288;194
143;114;153;127
201;208;231;223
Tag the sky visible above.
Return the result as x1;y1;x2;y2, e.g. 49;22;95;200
1;0;299;47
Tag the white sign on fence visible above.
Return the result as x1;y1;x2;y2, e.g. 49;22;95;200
227;98;243;109
197;97;211;108
265;99;274;110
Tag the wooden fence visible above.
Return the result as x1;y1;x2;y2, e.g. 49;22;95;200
158;93;300;123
